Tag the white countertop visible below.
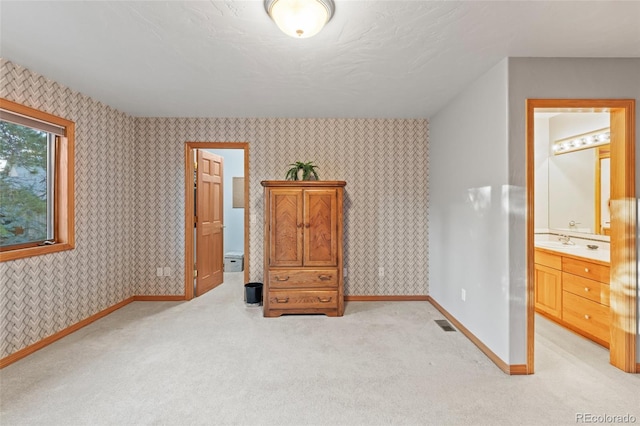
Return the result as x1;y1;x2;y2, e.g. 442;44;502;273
534;235;610;264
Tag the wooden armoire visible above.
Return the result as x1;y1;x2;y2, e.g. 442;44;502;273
261;180;346;317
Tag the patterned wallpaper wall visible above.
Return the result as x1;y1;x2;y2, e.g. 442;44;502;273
0;59;429;359
134;118;429;297
0;60;136;358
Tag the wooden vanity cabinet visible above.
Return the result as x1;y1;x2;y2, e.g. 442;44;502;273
261;180;346;317
534;248;611;347
534;263;563;319
560;257;610;346
534;250;563;319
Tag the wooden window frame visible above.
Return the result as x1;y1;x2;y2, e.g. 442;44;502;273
0;98;75;262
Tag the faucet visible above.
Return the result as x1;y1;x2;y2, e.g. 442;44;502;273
569;220;581;229
558;234;575;245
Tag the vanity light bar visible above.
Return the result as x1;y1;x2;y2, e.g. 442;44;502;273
552;127;610;155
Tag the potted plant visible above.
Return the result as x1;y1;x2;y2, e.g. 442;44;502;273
285;161;319;181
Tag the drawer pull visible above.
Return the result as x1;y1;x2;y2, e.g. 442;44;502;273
305;223;311;228
318;275;332;281
584;268;590;273
584;287;590;292
584;314;590;320
274;276;290;282
318;297;332;303
274;297;289;304
297;223;303;228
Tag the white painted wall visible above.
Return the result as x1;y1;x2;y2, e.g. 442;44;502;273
209;149;244;254
428;59;510;362
534;116;550;230
508;57;640;363
430;57;640;366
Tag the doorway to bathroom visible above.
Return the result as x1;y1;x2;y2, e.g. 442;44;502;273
526;99;637;374
184;142;250;300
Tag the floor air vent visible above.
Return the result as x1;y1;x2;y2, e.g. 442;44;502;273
435;319;456;332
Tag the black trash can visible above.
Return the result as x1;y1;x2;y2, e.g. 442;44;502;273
244;282;263;306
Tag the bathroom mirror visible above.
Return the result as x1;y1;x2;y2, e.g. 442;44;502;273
534;112;610;238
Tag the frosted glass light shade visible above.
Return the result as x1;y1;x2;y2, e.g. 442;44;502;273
552;127;610;155
265;0;334;38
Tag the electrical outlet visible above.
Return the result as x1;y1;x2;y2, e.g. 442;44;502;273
343;267;348;278
163;267;172;277
156;267;163;277
461;288;466;301
378;267;384;278
250;214;257;225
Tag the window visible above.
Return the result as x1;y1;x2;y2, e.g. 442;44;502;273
0;98;74;261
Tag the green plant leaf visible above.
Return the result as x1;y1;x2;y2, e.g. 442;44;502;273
284;160;320;180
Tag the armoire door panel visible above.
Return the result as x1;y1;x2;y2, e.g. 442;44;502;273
270;189;303;267
304;189;338;266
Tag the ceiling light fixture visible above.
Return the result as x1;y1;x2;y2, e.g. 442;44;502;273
265;0;335;39
552;127;610;155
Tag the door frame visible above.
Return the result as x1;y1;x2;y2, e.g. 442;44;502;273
184;142;250;300
526;99;637;373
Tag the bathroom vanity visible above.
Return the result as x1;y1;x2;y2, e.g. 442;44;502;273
534;242;610;347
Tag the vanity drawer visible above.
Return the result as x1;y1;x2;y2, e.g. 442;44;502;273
562;272;610;306
535;250;562;269
268;269;338;289
562;291;610;344
267;290;338;310
562;257;609;284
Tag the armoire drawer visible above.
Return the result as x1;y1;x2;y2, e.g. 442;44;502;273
267;290;338;310
562;272;610;306
562;291;610;344
268;269;338;289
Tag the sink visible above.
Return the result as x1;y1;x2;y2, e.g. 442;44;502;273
535;241;575;249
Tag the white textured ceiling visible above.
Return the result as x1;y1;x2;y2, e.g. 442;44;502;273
1;1;639;119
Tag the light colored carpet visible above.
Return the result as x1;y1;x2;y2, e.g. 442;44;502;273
1;272;638;425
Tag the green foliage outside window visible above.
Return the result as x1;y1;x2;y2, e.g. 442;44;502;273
0;121;49;247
